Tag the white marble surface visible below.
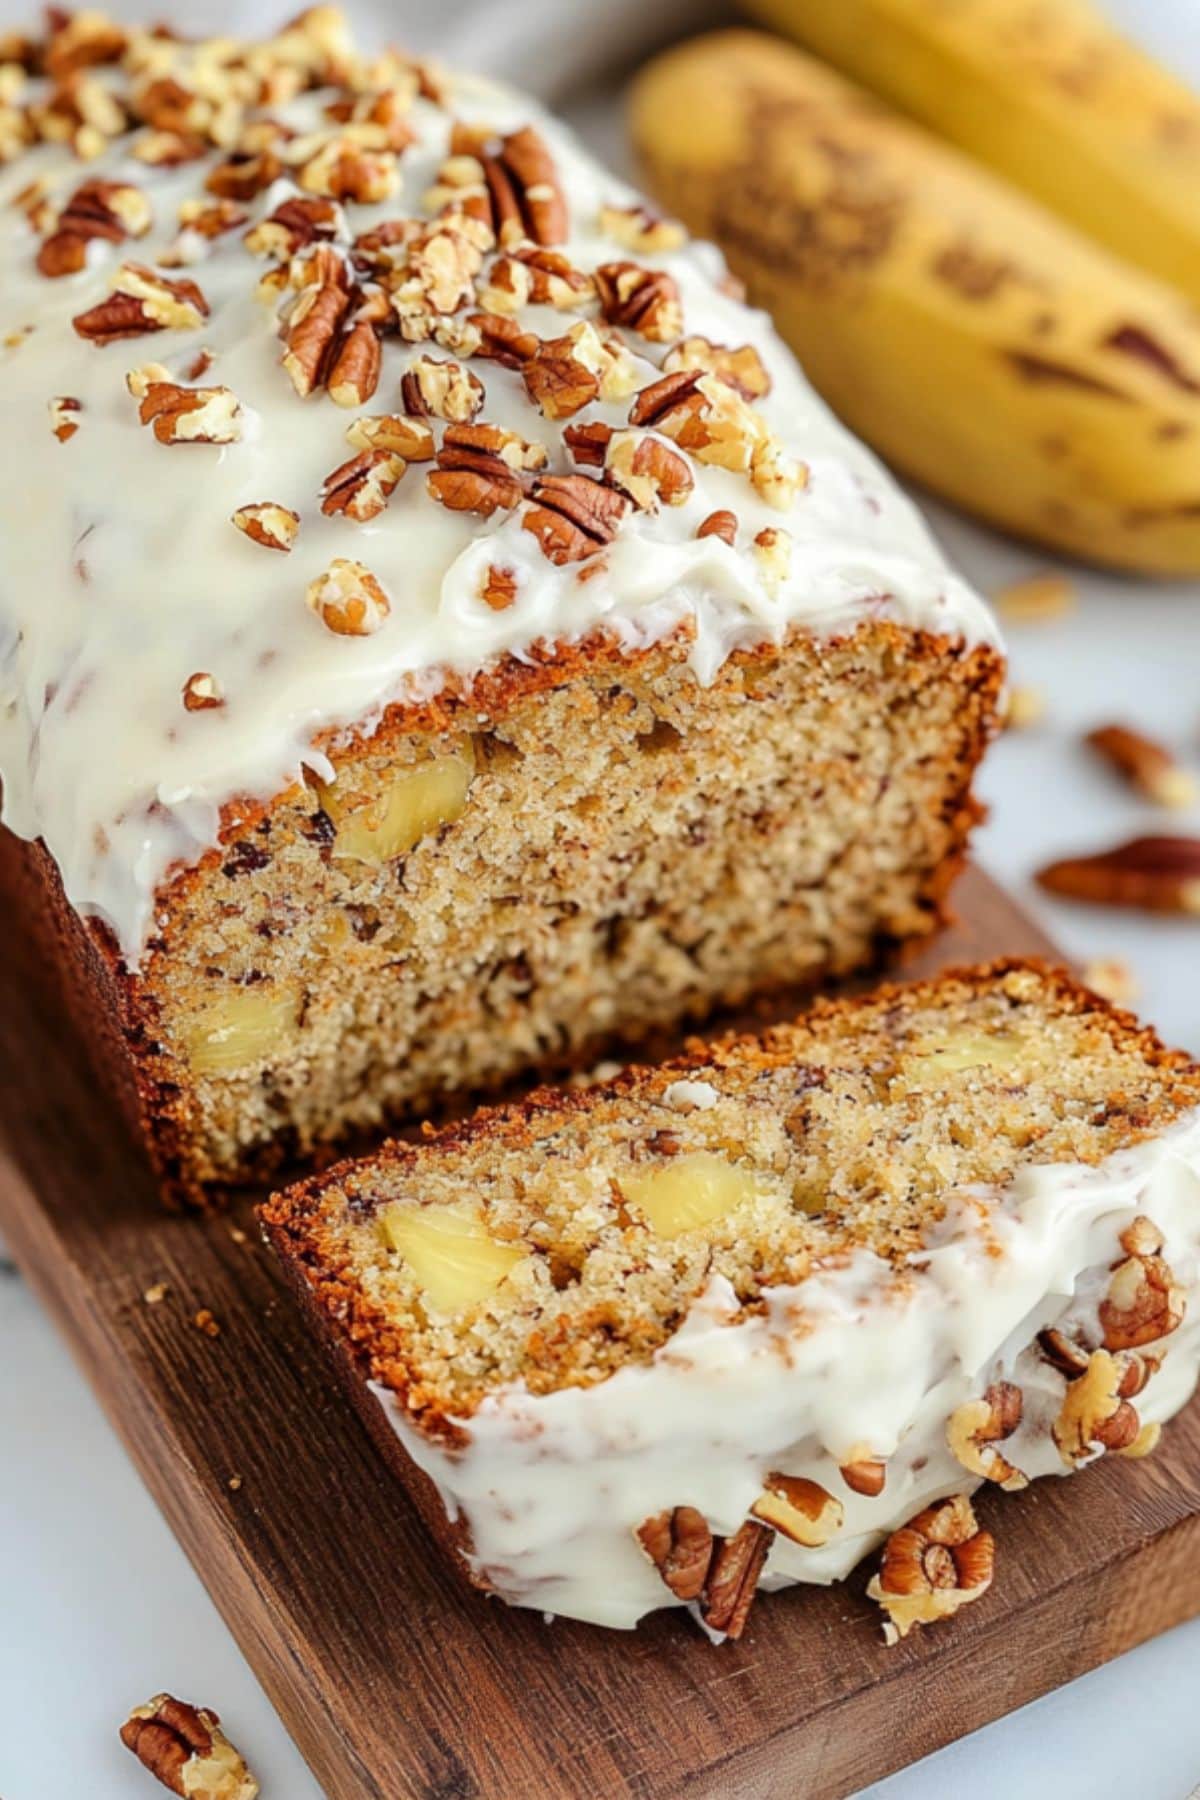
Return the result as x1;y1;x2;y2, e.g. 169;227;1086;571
5;2;1200;1797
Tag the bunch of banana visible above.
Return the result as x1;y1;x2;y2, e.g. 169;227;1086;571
630;31;1200;574
743;0;1200;303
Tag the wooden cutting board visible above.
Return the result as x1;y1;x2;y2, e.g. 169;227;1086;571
4;858;1200;1800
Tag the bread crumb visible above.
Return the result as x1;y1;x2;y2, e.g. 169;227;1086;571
994;573;1076;623
1003;686;1046;731
193;1308;221;1337
1081;959;1138;1006
143;1282;169;1305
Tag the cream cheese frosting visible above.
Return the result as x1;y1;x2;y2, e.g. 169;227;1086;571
369;1108;1200;1633
0;15;999;966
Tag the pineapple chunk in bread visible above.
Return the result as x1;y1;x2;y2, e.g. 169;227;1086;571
263;962;1200;1636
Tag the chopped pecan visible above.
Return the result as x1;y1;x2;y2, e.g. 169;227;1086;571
522;473;628;565
327;320;381;408
630;369;798;504
604;428;694;510
702;1520;772;1639
245;195;345;259
867;1495;994;1645
752;1475;844;1546
182;671;224;712
426;425;538;518
231;503;299;552
636;1506;713;1603
137;381;244;446
752;526;792;596
1036;836;1200;914
162;198;249;265
297;135;399;204
946;1382;1028;1492
347;413;436;460
1086;724;1197;810
480;244;593;314
307;559;391;637
466;310;538;369
598;202;686;254
563;421;612;468
49;395;82;442
324;87;416;153
839;1457;887;1498
321;449;405;522
696;509;738;546
119;1692;258;1799
524;320;639;419
73;263;208;345
400;356;484;422
1099;1216;1185;1351
629;369;702;429
664;335;772;401
205;147;283;202
480;564;519;611
442;421;546;472
37;177;151;277
45;12;126;81
1053;1348;1142;1466
595;260;683;343
133;128;209;168
389;215;489;339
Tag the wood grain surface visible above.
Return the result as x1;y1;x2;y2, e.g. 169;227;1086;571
4;853;1200;1800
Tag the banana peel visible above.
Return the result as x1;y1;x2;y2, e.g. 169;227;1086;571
743;0;1200;305
629;31;1200;575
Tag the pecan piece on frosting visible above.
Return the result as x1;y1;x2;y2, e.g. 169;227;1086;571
480;243;594;314
480;564;519;611
696;508;738;546
1052;1347;1143;1466
839;1455;887;1498
320;449;406;523
119;1692;258;1799
327;319;381;408
523;320;639;421
595;260;683;343
946;1382;1028;1492
522;473;629;565
231;502;299;552
867;1494;994;1645
702;1520;773;1639
280;257;352;398
37;176;151;277
604;428;694;511
426;423;542;518
466;310;538;370
598;202;686;254
347;413;436;461
452;121;567;247
73;263;208;345
752;1474;844;1547
1099;1216;1185;1352
244;194;345;260
205;146;284;202
1036;836;1200;915
400;355;484;422
307;559;391;637
664;334;772;401
182;671;224;712
49;395;82;442
136;381;244;446
636;1505;712;1603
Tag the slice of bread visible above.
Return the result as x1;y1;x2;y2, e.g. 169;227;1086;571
263;962;1200;1636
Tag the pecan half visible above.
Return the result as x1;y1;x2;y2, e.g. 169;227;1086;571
347;413;436;460
946;1382;1028;1492
1086;724;1197;810
636;1505;712;1603
306;559;391;637
426;424;540;518
37;177;151;277
136;382;244;445
49;395;82;442
522;473;628;565
231;503;299;552
595;261;683;343
867;1495;994;1645
73;263;208;345
664;335;772;401
321;449;405;522
280;262;352;397
182;671;224;712
327;320;381;408
702;1519;772;1639
464;122;567;247
119;1693;257;1799
1036;836;1200;914
400;355;484;422
1099;1216;1185;1351
464;310;538;369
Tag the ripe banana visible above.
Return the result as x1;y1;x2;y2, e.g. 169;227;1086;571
742;0;1200;303
629;31;1200;575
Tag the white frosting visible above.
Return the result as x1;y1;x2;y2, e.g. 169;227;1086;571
370;1108;1200;1632
0;43;998;966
